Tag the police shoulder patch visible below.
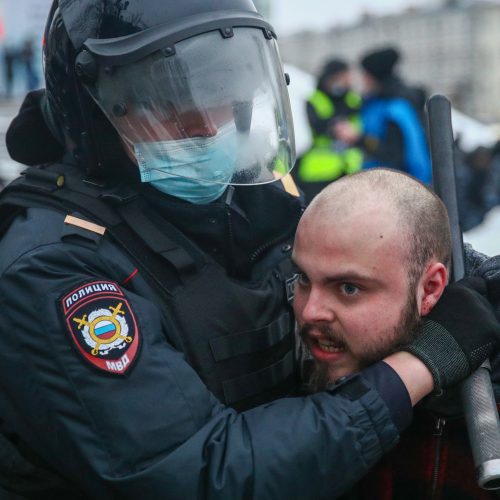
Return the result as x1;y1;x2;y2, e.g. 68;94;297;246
61;280;140;375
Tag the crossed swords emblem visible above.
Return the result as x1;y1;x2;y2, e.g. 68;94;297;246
73;302;133;356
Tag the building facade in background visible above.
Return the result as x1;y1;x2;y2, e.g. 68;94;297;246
279;0;500;123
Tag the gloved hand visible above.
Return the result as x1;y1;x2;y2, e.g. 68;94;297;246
404;277;500;393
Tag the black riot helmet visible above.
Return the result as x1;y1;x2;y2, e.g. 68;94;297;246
43;0;295;184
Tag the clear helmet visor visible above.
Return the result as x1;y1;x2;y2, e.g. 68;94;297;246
84;27;295;186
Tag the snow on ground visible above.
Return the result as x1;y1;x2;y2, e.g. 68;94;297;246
451;108;498;153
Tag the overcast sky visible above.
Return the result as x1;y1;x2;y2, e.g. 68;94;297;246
269;0;498;34
3;0;500;43
3;0;436;43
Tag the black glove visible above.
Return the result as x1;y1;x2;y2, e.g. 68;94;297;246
404;277;500;393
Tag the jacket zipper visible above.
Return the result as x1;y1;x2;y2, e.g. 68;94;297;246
224;187;237;275
430;416;446;499
249;211;302;263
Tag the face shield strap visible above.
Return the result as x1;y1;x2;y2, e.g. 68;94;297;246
82;11;276;67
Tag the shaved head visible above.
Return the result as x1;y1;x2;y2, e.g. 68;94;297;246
302;168;452;288
293;168;451;385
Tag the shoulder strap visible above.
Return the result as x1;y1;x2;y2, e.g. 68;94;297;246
0;165;198;294
115;198;197;277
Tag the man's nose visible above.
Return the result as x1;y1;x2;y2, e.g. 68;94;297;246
179;111;218;138
297;287;335;324
184;122;218;137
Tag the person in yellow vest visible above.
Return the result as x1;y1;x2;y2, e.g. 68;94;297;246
294;59;363;202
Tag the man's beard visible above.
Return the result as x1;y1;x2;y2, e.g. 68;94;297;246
302;289;423;392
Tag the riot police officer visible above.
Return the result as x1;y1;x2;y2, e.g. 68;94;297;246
0;1;498;498
295;59;363;202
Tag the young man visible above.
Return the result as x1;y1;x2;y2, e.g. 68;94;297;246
293;168;497;499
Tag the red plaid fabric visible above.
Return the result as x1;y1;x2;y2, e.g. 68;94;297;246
355;407;498;500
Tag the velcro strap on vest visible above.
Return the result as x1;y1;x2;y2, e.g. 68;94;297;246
222;350;294;405
209;312;291;362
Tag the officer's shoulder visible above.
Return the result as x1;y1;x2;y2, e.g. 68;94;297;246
0;207;105;273
268;174;302;199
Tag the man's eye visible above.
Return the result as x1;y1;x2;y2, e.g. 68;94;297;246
340;283;360;296
297;273;310;286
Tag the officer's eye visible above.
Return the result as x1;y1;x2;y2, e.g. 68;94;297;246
340;283;360;296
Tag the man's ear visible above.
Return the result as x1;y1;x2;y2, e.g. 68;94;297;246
417;262;448;316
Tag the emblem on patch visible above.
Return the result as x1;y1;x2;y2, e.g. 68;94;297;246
61;281;139;375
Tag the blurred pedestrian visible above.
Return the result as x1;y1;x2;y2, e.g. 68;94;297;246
3;47;16;99
335;47;431;184
456;143;500;231
294;58;363;202
20;40;39;91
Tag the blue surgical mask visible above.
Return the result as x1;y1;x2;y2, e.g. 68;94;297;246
134;122;239;204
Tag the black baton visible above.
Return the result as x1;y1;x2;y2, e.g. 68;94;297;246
427;94;500;490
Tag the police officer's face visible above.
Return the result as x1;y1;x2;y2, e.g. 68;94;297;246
324;70;352;92
292;203;424;384
117;103;235;162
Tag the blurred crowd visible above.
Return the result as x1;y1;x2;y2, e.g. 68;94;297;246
0;39;41;189
2;39;39;99
293;45;500;233
456;140;500;231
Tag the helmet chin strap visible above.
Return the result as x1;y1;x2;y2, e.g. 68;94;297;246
72;49;102;173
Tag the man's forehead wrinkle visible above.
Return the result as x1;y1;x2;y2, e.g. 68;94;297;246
301;168;443;258
306;190;398;234
314;169;423;214
322;270;381;285
313;181;392;218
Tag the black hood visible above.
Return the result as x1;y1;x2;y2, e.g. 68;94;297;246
6;88;139;183
6;90;64;166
